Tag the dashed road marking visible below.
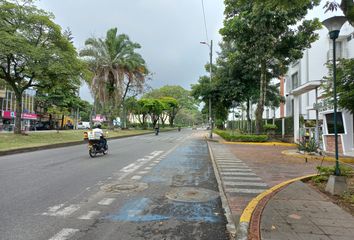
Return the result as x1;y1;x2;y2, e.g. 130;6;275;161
98;198;115;206
138;171;148;174
43;204;80;217
48;228;79;240
78;211;101;220
131;175;142;180
144;167;152;170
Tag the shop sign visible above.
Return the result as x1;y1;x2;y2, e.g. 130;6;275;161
1;111;37;120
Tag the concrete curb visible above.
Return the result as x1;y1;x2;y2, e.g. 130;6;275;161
282;150;354;163
206;140;236;238
0;131;155;156
235;174;317;240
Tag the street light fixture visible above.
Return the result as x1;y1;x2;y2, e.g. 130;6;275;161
200;40;213;139
322;16;347;176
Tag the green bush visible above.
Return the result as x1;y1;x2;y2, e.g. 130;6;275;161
313;165;354;183
214;130;268;142
297;138;318;153
263;124;277;131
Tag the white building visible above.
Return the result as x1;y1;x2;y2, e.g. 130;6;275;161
264;21;354;156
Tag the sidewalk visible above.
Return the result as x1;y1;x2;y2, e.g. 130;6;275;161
259;181;354;240
207;135;353;239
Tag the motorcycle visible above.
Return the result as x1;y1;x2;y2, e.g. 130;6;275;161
84;131;108;157
88;138;108;157
155;127;159;135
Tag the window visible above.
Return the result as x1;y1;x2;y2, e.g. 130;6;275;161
326;112;345;134
291;72;299;90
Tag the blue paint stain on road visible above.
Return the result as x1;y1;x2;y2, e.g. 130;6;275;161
105;197;169;222
142;143;211;185
106;197;221;223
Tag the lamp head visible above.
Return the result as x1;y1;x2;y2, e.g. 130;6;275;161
322;16;347;40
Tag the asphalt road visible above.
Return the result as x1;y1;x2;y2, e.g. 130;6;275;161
0;129;228;240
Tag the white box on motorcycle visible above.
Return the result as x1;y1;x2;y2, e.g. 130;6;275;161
88;131;101;140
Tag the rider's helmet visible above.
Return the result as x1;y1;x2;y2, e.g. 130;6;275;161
94;123;101;129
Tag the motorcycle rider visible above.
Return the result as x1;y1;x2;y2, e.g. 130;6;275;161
92;124;107;149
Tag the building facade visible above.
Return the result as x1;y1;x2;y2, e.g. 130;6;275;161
264;22;354;156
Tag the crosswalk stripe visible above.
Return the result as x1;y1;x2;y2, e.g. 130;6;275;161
222;176;263;181
218;169;252;172
223;181;268;187
221;172;256;176
225;188;266;194
48;228;79;240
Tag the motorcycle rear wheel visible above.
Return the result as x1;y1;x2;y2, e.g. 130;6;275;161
89;149;96;158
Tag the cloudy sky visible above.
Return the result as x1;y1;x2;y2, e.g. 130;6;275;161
36;0;225;103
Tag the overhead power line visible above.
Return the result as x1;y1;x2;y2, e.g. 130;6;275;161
201;0;209;43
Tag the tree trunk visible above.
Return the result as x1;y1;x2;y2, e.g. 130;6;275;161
14;92;23;134
246;98;251;134
255;61;267;134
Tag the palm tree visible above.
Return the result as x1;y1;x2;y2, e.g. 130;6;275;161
80;28;148;127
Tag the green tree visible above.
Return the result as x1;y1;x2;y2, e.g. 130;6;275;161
0;0;84;134
159;97;178;127
324;58;354;113
221;1;321;133
80;28;148;128
236;0;354;25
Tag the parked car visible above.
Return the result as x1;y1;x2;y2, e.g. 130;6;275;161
78;121;91;129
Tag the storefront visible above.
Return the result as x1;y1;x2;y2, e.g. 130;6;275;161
1;111;38;131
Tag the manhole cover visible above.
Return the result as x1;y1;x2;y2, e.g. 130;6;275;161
102;182;148;193
165;187;219;203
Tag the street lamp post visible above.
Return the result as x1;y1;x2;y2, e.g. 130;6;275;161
322;16;347;176
200;40;213;139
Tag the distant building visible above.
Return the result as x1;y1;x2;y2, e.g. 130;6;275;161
0;86;37;131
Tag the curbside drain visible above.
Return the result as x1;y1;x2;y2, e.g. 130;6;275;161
165;187;219;203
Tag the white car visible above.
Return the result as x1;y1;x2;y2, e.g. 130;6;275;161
78;122;91;129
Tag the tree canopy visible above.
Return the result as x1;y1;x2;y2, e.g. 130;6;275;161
0;0;84;133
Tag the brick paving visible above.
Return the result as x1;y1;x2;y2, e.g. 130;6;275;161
209;136;332;226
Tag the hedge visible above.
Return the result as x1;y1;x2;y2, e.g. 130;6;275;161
214;130;268;142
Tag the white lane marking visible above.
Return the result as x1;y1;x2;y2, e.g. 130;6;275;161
78;211;101;220
138;171;148;174
131;175;142;180
98;198;115;206
221;172;256;176
153;161;160;163
48;228;79;240
55;205;80;217
47;204;65;213
144;167;152;170
225;188;266;194
223;181;268;187
43;204;80;217
222;176;263;181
